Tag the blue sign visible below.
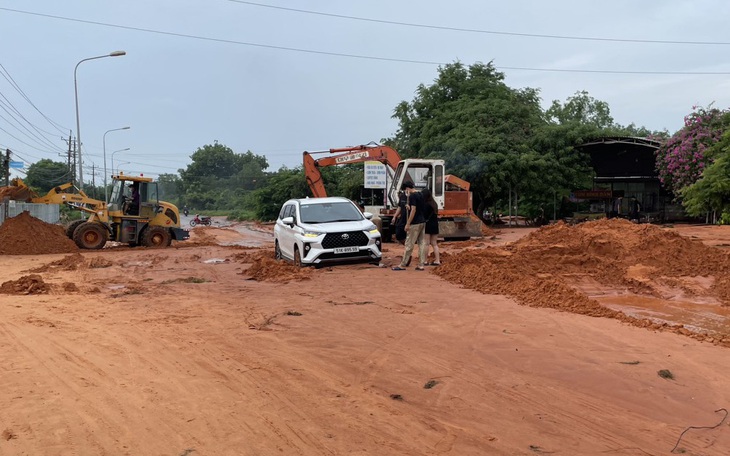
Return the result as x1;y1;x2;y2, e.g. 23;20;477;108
9;161;23;169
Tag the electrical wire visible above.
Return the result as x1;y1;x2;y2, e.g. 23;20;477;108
0;63;70;135
0;125;61;155
2;7;730;75
0;98;67;153
226;0;730;46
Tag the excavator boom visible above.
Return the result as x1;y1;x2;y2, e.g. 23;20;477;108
303;145;401;198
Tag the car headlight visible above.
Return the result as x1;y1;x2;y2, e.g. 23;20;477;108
365;223;379;234
303;230;324;238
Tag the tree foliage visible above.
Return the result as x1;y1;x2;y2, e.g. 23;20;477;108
546;90;614;129
656;106;730;194
388;62;622;216
178;142;269;210
679;128;730;217
25;159;71;193
249;168;309;220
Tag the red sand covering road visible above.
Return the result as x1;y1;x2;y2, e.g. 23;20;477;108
0;221;729;454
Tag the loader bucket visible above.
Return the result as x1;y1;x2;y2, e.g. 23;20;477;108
0;185;33;202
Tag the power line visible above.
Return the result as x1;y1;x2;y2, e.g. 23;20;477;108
0;96;66;152
3;6;730;75
226;0;730;46
0;125;61;155
0;63;70;134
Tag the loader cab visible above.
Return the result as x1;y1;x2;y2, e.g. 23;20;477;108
109;175;159;218
389;159;445;209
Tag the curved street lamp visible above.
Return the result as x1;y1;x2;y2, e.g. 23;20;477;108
74;50;126;190
116;161;131;175
111;148;130;178
103;126;130;202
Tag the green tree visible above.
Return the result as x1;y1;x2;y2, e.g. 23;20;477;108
679;128;730;218
546;90;614;128
25;159;72;193
179;142;269;210
250;167;309;220
157;173;183;204
389;61;559;214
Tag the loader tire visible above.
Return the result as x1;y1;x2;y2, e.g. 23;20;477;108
141;226;171;248
73;222;108;250
65;220;86;239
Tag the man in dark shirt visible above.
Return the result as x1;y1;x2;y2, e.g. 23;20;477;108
391;190;408;245
127;183;140;215
392;182;428;270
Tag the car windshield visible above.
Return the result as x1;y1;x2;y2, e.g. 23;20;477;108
300;201;363;224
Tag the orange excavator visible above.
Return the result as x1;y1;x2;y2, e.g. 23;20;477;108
303;144;482;241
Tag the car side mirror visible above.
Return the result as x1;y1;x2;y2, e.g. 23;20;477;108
282;216;294;226
363;211;373;220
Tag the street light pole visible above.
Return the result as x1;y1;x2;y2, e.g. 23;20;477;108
74;50;126;190
116;161;131;175
111;148;130;179
103;126;130;202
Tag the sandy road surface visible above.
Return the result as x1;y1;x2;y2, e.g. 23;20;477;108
1;223;730;455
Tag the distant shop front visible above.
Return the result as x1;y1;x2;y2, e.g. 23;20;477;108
573;137;685;222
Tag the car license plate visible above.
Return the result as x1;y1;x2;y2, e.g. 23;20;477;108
334;246;359;254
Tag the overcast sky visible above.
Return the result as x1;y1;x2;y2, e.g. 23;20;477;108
2;0;730;183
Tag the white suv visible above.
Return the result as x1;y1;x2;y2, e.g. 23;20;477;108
274;197;382;266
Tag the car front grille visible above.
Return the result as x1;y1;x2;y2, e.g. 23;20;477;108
322;231;369;249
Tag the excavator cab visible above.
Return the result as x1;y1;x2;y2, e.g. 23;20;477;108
389;159;445;209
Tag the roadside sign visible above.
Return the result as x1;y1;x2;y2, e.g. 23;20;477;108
9;161;23;169
364;161;387;189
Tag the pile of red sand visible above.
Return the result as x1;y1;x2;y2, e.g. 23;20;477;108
27;253;85;272
0;212;78;255
243;254;312;283
435;219;730;346
0;274;50;295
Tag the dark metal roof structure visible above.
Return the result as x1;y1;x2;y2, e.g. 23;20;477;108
577;136;662;179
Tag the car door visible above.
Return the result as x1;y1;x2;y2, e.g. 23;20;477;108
276;203;297;260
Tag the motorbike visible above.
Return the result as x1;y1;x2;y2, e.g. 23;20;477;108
183;208;189;216
190;214;212;227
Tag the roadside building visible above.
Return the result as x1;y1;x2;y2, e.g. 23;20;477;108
575;136;684;222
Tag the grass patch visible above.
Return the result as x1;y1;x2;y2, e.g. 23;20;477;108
658;369;674;380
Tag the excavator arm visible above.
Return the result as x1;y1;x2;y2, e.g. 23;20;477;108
303;144;401;198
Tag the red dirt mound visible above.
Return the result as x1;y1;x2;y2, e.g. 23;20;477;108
27;253;85;272
435;219;730;346
0;274;50;295
0;212;78;255
244;256;312;283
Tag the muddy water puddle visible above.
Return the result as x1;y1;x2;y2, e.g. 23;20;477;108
596;294;730;335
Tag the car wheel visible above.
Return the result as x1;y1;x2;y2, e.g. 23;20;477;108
294;246;303;267
275;240;282;261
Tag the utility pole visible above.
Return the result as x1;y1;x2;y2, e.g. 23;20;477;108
91;162;96;199
3;149;9;187
2;149;10;224
66;131;73;174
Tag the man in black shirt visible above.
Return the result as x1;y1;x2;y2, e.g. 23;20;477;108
392;182;428;271
391;190;408;245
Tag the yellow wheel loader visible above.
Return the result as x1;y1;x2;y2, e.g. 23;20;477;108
3;174;189;249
